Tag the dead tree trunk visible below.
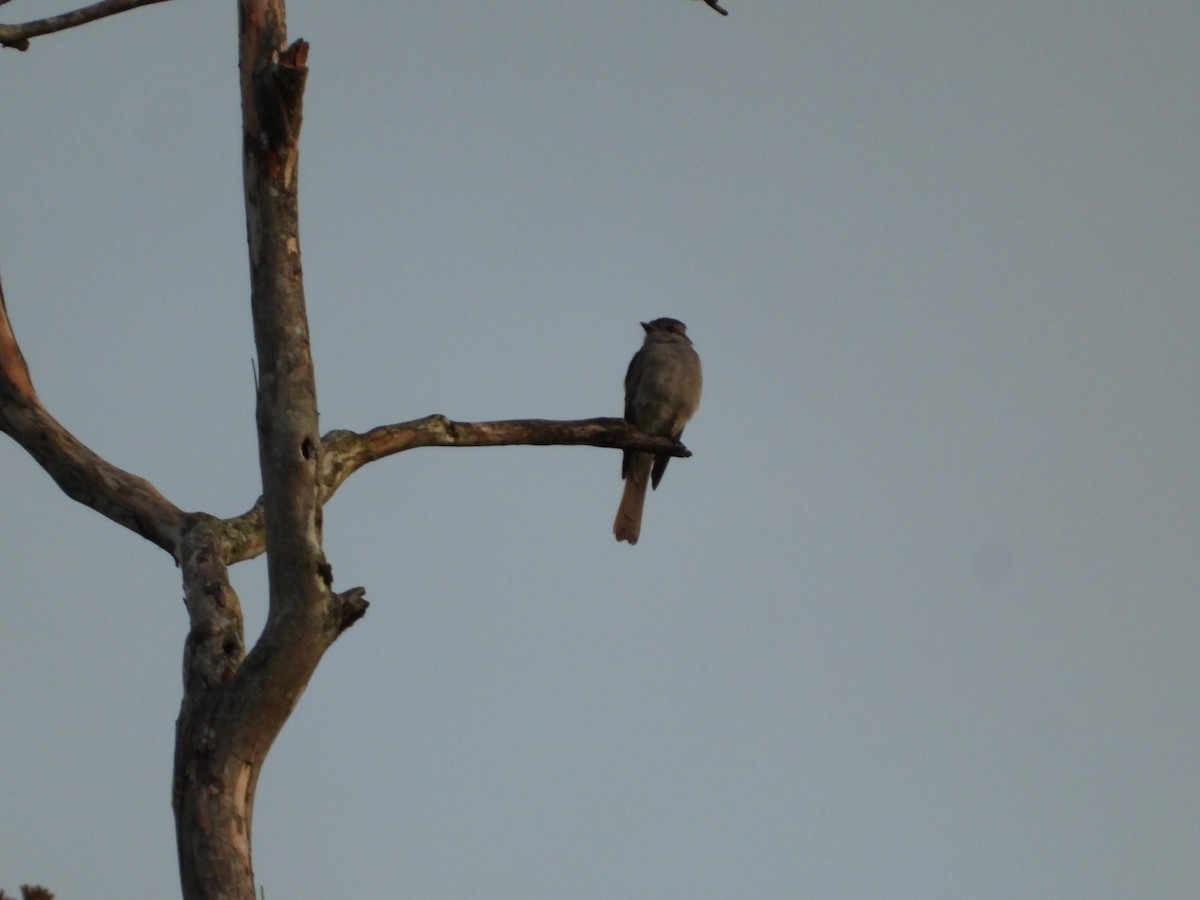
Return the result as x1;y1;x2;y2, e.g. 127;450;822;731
0;2;699;896
172;4;362;897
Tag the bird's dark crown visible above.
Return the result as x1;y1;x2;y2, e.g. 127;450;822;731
640;317;688;335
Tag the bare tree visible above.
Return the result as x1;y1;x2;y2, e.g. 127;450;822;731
0;0;715;896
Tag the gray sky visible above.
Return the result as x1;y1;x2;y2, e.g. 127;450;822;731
2;2;1198;897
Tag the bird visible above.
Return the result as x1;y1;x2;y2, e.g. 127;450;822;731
613;318;702;544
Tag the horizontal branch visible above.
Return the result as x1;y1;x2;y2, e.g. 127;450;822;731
218;415;692;564
0;0;174;50
321;413;691;492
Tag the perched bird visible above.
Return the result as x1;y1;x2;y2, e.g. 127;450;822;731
613;318;702;544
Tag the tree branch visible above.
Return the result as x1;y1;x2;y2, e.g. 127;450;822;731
324;413;690;492
172;517;254;895
0;274;188;556
179;517;247;694
0;0;175;50
216;415;692;564
0;273;34;398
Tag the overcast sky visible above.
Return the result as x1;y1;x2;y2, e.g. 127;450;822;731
2;2;1198;897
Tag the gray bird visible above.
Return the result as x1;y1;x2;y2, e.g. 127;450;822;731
613;318;702;544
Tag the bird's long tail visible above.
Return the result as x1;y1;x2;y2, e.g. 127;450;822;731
613;467;650;544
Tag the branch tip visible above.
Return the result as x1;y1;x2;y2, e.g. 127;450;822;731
335;587;368;634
